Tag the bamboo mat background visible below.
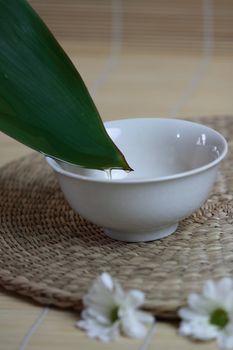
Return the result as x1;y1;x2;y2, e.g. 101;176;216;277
30;0;233;54
27;0;233;120
0;0;233;349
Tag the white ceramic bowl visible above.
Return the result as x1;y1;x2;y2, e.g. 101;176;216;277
46;118;228;242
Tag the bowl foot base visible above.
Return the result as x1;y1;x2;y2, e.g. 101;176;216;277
104;223;178;242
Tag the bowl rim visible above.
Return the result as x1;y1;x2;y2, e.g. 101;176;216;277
45;118;228;184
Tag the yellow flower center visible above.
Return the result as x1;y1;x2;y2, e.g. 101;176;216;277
210;308;229;329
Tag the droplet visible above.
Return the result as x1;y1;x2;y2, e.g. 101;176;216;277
104;169;112;180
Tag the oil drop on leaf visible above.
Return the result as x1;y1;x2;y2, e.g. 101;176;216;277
0;0;132;171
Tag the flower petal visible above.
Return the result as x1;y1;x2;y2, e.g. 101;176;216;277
217;278;233;296
203;280;218;300
178;307;207;321
124;290;145;309
77;318;120;342
216;278;233;310
179;319;219;340
201;278;233;310
81;308;110;325
83;273;117;312
83;285;112;306
121;308;152;338
179;321;194;336
188;293;215;314
101;272;114;291
134;310;155;325
83;293;115;318
217;323;233;349
113;280;125;301
98;322;120;342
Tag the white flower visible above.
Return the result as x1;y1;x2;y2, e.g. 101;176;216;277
76;272;155;342
178;278;233;349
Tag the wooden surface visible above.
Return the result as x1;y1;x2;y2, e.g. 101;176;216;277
1;0;233;349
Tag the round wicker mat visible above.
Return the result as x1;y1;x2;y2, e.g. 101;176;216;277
0;116;233;319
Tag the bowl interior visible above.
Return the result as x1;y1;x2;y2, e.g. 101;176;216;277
58;118;227;181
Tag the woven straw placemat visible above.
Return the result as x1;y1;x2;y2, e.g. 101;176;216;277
0;116;233;319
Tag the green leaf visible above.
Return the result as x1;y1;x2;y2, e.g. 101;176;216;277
0;0;131;171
